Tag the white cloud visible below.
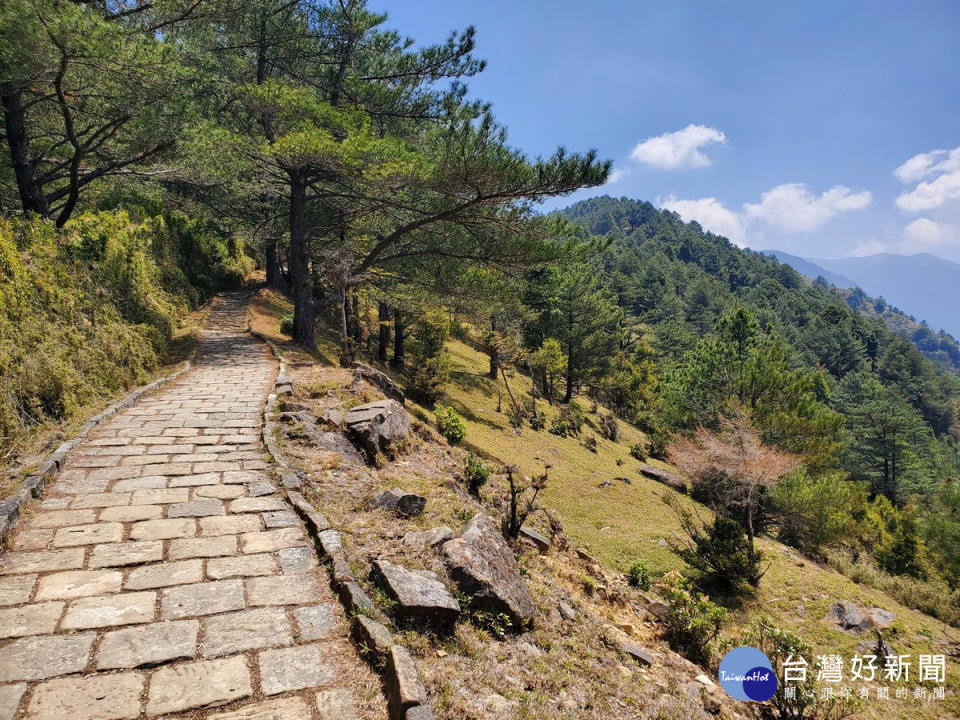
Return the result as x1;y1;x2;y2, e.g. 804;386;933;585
851;239;888;257
901;218;958;253
604;167;627;185
894;146;960;212
660;195;745;246
742;183;872;232
629;124;726;170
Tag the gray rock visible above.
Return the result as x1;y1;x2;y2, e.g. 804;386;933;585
279;410;317;425
278;401;310;412
294;425;365;465
351;614;394;664
405;706;434;720
322;409;345;427
637;464;686;493
558;601;577;621
345;400;410;461
825;600;891;634
646;601;669;620
402;526;454;550
441;514;535;629
352;362;405;404
371;559;460;625
369;488;426;517
620;641;654;666
518;526;550;552
386;645;427;720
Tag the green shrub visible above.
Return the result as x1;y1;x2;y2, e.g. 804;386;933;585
279;314;294;336
657;571;727;665
629;442;646;461
408;310;451;404
0;210;250;459
583;434;598;452
462;453;491;497
528;410;546;430
548;403;585;438
434;406;466;444
675;512;765;594
598;412;618;441
627;560;651;589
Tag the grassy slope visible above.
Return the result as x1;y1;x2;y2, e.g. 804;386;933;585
250;291;960;719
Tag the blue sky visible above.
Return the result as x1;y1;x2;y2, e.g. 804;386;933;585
384;1;960;261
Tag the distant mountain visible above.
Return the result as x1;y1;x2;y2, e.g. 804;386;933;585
763;251;857;290
769;251;960;340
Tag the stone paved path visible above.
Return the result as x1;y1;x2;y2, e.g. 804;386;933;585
0;292;381;719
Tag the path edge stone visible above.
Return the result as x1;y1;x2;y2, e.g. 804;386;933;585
253;324;433;720
0;354;197;546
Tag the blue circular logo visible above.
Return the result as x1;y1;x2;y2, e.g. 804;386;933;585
718;646;778;702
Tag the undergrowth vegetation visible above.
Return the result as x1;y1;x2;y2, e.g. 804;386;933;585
0;210;251;460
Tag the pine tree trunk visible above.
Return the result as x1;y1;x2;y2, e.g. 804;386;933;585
2;86;49;217
377;302;390;362
392;308;404;368
265;241;282;289
287;172;315;348
338;282;353;366
488;316;499;379
351;292;362;344
563;345;574;403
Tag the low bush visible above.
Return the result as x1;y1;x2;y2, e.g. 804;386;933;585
462;453;491;497
434;406;466;444
627;560;651;589
598;412;618;441
629;442;646;461
280;314;294;336
657;571;727;666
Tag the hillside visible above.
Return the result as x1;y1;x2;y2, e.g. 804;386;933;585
766;250;960;371
254;288;960;720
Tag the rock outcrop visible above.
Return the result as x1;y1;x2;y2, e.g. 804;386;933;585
345;400;409;461
824;601;896;634
352;362;405;404
369;488;426;517
637;463;686;493
441;514;535;629
372;559;460;625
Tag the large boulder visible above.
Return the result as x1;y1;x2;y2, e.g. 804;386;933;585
372;559;460;625
825;601;896;634
441;514;535;629
345;400;409;461
353;362;405;404
369;488;426;517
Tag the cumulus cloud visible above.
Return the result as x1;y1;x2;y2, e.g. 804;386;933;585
901;218;958;253
895;146;960;212
742;183;872;232
851;239;888;257
660;195;745;246
604;167;627;185
629;124;726;170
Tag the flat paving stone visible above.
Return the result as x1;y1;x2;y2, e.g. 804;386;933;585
9;527;54;551
24;672;144;720
0;548;85;575
52;522;123;547
168;535;237;560
0;632;95;681
0;683;26;720
316;688;360;720
168;472;221;487
129;518;196;541
202;607;293;657
229;496;286;513
29;509;97;527
277;546;315;574
0;575;36;606
196;484;246;499
112;476;167;491
161;579;245;619
89;540;163;568
70;492;131;509
258;643;335;695
293;603;338;641
206;554;278;579
240;527;307;554
199;514;262;536
97;619;199;669
131;488;189;505
0;601;64;638
126;559;204;590
99;504;163;522
223;470;260;484
207;697;312;720
61;591;156;629
146;655;252;716
262;510;300;528
168;498;226;517
246;572;323;606
35;569;122;600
